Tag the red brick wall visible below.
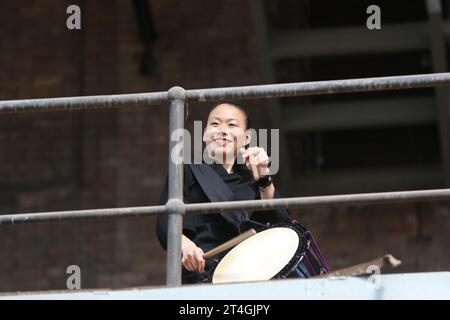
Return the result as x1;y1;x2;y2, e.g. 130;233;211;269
0;0;449;293
0;0;268;291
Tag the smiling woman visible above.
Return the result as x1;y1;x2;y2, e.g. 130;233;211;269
156;103;289;284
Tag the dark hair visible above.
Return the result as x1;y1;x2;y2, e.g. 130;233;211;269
209;102;251;129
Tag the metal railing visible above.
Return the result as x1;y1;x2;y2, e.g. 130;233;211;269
1;73;450;286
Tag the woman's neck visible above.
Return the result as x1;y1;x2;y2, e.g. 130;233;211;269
209;152;236;173
221;162;234;174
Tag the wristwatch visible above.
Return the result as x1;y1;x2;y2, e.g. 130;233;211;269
256;175;272;189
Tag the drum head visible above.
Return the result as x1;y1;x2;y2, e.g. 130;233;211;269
212;227;299;284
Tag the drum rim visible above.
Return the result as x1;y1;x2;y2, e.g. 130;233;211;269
205;221;310;283
272;221;310;279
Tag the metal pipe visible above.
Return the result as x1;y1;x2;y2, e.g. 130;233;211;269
0;205;166;225
165;86;186;286
2;73;450;114
186;72;450;102
0;188;448;225
0;92;167;114
184;188;450;214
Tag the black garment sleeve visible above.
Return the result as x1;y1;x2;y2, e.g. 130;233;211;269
250;188;291;225
155;166;198;251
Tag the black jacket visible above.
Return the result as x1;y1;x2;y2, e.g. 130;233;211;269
156;162;290;283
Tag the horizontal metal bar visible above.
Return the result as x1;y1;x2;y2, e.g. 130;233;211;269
186;73;450;102
1;189;449;225
185;188;450;214
0;205;167;225
0;92;167;114
1;73;450;114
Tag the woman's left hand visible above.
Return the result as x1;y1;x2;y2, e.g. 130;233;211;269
240;147;270;179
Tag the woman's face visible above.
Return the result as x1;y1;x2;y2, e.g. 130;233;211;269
203;104;251;162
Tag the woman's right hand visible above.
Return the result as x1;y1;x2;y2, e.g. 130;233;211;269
181;235;205;273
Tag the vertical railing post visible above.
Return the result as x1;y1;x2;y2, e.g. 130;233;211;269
166;86;186;286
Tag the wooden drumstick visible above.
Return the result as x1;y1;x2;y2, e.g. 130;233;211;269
204;228;257;259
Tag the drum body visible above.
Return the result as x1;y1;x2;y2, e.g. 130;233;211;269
207;221;329;284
